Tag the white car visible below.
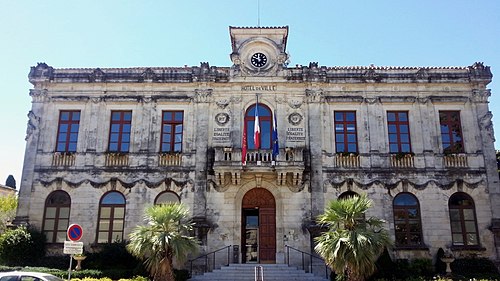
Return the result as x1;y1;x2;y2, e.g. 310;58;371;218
0;272;64;281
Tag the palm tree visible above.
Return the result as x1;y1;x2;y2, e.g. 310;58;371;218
127;203;199;281
314;194;391;281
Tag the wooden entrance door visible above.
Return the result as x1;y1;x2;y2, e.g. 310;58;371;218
242;188;276;263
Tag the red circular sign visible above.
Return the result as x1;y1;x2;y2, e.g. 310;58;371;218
67;224;83;241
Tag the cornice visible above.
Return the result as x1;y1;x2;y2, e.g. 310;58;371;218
28;62;492;86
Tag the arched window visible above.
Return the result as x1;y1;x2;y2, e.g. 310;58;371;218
338;191;359;200
42;191;71;243
97;191;125;243
393;193;423;247
449;192;479;246
155;191;180;205
245;103;273;149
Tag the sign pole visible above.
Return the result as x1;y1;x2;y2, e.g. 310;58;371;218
68;254;73;281
65;224;83;280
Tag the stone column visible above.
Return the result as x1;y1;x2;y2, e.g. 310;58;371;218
13;89;46;225
305;89;324;217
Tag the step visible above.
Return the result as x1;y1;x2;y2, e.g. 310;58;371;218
188;263;329;281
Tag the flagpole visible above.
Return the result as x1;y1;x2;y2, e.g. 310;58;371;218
272;108;279;164
254;94;261;165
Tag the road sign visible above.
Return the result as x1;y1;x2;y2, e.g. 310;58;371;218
67;224;83;241
63;241;84;255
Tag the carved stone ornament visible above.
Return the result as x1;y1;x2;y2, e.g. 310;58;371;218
324;177;484;191
275;96;286;104
364;97;380;104
363;69;382;82
216;99;230;109
288;99;303;109
288;112;303;126
140;68;157;82
479;111;495;142
25;110;40;141
472;89;491;103
194;89;213;103
215;113;230;126
142;96;153;104
29;89;48;102
231;96;242;103
417;97;429;104
305;89;325;103
89;68;106;82
38;176;193;192
415;68;429;80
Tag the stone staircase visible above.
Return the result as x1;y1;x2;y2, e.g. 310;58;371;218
187;263;330;281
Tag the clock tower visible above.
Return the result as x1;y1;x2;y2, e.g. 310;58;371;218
229;26;289;76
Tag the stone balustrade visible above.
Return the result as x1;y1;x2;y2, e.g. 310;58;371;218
443;154;468;168
105;153;129;166
334;153;360;168
213;147;304;167
52;152;75;166
390;153;415;168
158;153;182;166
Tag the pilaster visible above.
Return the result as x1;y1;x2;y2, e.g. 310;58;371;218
13;89;46;225
305;89;324;217
192;89;213;218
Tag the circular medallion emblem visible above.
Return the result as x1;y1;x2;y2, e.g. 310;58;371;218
288;113;303;126
215;113;230;126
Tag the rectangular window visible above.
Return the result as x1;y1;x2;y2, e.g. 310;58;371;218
334;111;358;153
55;110;80;152
161;111;184;152
108;111;132;152
439;111;464;153
387;111;411;153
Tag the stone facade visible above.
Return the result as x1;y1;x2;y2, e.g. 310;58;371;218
15;26;499;264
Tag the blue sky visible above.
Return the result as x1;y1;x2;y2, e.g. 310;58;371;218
0;0;499;185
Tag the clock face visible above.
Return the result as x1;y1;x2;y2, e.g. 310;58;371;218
250;53;267;67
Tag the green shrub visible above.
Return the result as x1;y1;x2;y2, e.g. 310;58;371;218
35;255;69;269
450;257;500;279
408;258;433;278
0;226;46;266
174;269;189;281
435;248;447;274
101;269;135;280
86;242;142;270
118;277;150;281
370;254;434;281
371;247;395;280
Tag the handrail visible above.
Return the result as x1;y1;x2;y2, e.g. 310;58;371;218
188;245;231;277
285;245;330;280
255;265;264;281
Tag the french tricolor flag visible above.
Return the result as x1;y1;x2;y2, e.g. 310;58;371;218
253;96;261;149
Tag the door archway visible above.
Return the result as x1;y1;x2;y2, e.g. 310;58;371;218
242;188;276;263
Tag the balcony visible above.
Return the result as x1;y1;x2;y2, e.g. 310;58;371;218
334;153;360;168
443;154;468;168
212;147;306;188
390;153;415;168
105;153;129;166
158;153;182;166
52;152;75;166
